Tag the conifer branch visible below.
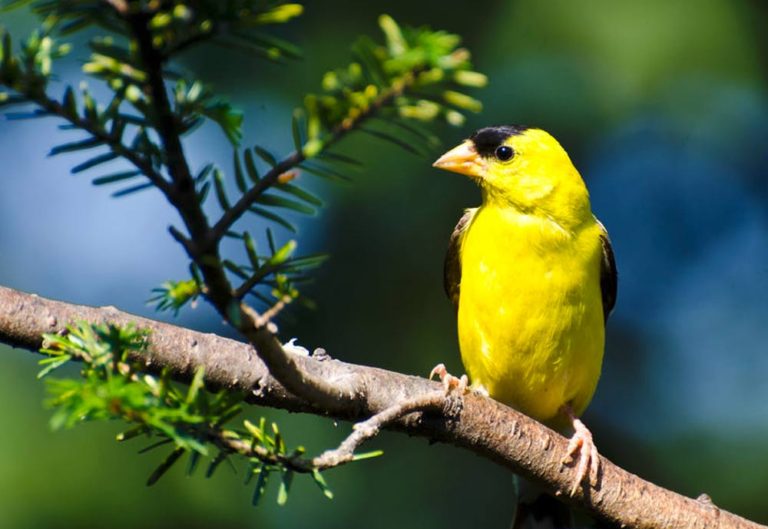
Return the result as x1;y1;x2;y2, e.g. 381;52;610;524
33;93;171;193
209;70;424;242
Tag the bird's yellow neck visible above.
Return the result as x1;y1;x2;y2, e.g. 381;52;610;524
481;164;592;232
479;129;593;231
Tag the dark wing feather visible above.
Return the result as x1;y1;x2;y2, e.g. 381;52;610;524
596;218;618;322
444;208;477;309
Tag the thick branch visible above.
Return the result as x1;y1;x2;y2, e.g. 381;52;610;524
0;285;763;529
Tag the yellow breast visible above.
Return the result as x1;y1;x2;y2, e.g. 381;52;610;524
457;204;605;426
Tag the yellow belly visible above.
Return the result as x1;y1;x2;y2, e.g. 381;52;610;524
457;205;605;426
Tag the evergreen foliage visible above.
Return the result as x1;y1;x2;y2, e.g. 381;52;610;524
0;0;486;506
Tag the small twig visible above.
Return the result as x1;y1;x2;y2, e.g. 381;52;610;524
209;152;304;243
199;390;446;474
254;295;293;329
233;265;278;299
312;391;446;470
35;97;173;195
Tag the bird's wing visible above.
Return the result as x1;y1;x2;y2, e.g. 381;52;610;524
596;218;618;322
444;208;477;309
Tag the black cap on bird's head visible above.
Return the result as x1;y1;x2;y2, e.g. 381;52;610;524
470;125;528;158
433;125;529;178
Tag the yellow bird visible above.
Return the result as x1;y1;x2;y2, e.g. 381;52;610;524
431;125;617;496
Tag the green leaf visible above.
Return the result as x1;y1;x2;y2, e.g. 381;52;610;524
138;438;174;455
252;145;277;167
223;260;248;280
205;451;229;479
186;451;202;476
147;448;185;486
351;36;386;87
247;206;297;233
312;469;334;500
442;90;482;113
256;194;315;215
276;470;294;506
351;450;384;461
213;168;231;210
255;4;303;24
269;240;297;265
277;182;323;207
59;17;91;36
197;181;211;202
379;15;407;56
195;163;214;183
116;426;147;442
285;253;328;270
62;86;77;116
92;171;141;186
71;152;119;174
233;151;247;192
243;149;260;183
186;366;205;405
112;182;153;197
243;419;266;444
37;354;72;379
244;232;260;268
251;465;270;506
202;101;243;146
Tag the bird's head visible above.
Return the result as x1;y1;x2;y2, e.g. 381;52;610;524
433;126;591;226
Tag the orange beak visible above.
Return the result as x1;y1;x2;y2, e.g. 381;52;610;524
432;140;486;179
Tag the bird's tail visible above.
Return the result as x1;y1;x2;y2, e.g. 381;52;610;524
510;477;573;529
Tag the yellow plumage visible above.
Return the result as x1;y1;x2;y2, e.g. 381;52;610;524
458;202;604;425
434;125;617;492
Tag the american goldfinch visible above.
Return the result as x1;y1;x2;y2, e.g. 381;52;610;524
432;125;617;496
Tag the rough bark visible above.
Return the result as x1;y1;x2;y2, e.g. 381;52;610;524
0;285;763;529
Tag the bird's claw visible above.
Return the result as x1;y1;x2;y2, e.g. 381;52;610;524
561;415;600;496
429;363;469;395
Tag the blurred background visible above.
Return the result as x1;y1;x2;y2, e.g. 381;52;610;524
1;0;767;527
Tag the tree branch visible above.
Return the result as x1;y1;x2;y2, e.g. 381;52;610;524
199;390;446;474
209;67;425;243
121;6;355;413
0;285;763;529
33;96;173;195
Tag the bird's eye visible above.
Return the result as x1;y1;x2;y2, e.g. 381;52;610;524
495;145;514;161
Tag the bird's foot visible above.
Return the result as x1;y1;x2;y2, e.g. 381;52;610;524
560;408;600;496
429;363;469;395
